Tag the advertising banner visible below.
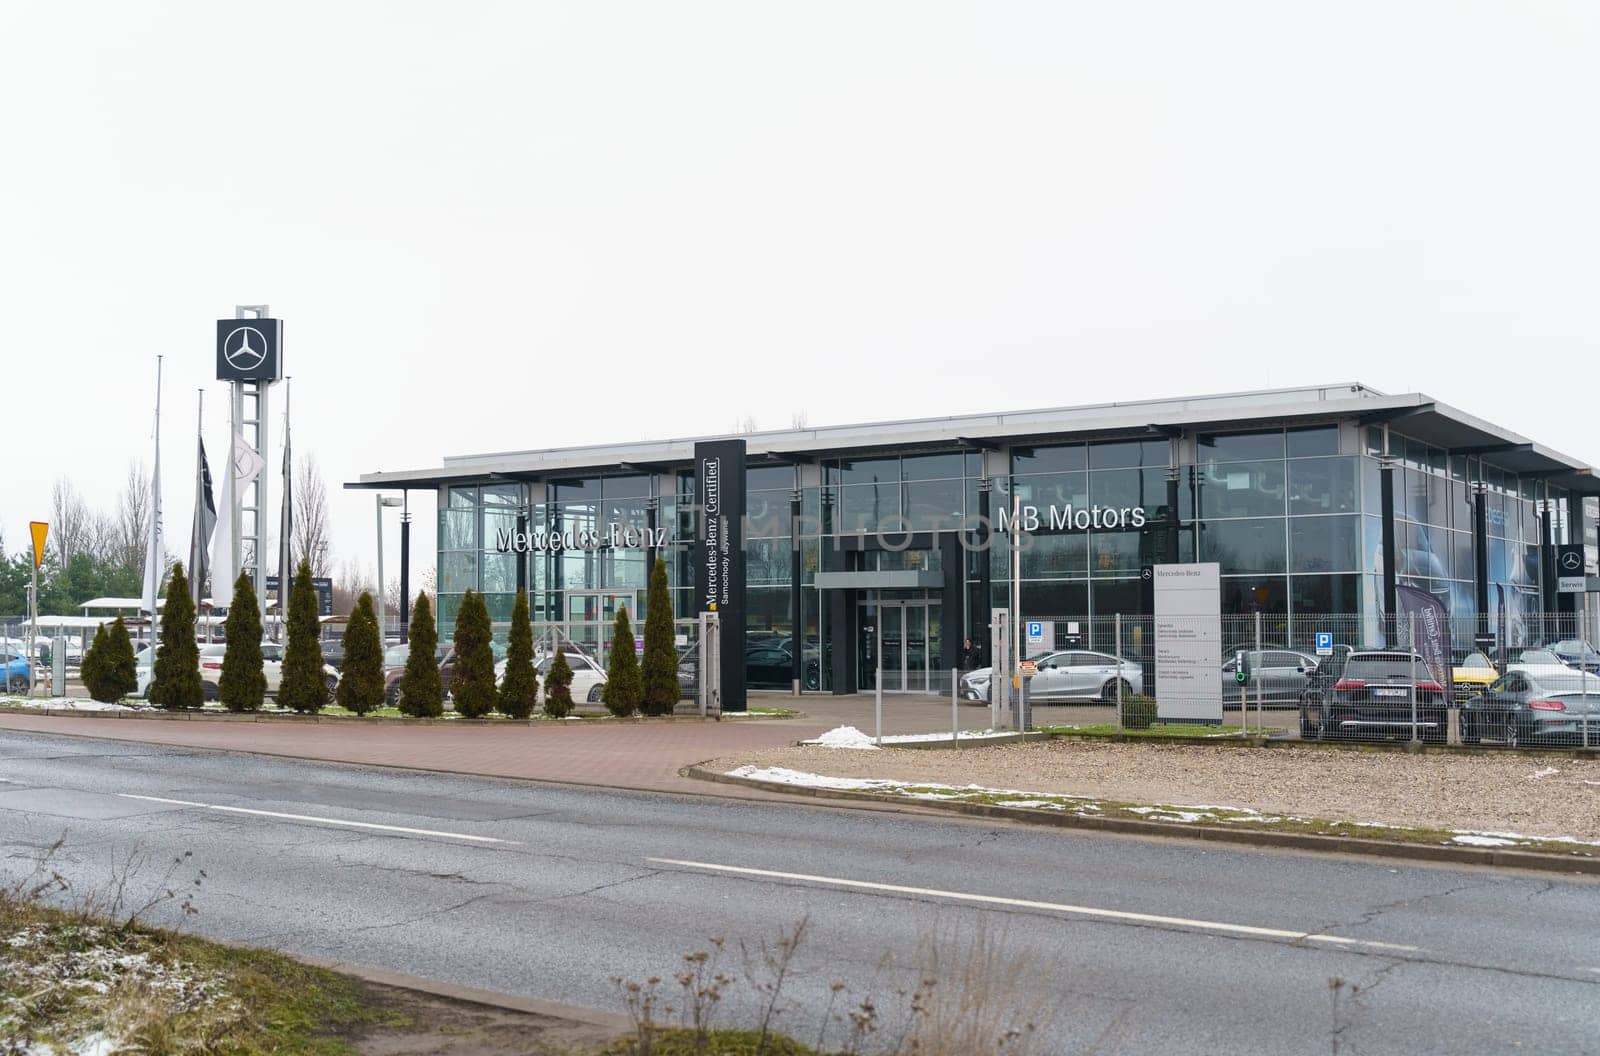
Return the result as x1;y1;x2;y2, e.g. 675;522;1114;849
1396;584;1452;697
1153;562;1222;723
694;439;746;711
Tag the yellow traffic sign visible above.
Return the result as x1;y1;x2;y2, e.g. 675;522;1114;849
29;522;48;569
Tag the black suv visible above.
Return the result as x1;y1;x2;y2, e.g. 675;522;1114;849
1299;650;1448;742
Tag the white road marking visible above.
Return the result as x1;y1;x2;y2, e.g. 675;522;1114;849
647;858;1419;953
116;794;518;844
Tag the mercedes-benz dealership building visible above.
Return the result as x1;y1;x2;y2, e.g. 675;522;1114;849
353;384;1600;709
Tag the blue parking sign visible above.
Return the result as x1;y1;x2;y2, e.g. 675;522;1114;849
1027;621;1043;638
1315;632;1333;656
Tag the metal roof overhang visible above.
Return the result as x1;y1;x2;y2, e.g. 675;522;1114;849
347;384;1600;492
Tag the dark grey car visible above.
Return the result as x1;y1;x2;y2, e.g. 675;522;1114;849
1461;670;1600;747
1221;649;1319;706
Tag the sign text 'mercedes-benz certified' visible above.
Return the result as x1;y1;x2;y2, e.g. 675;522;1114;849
495;523;667;554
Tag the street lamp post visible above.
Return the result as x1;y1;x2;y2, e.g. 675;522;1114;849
376;495;403;643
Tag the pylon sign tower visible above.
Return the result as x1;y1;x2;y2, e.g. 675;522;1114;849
216;306;283;616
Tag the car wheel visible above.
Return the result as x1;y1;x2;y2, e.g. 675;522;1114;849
5;674;25;693
202;681;219;702
1460;713;1480;745
1503;715;1522;748
1299;716;1320;740
325;675;338;703
1100;678;1131;704
1422;714;1447;744
386;683;400;707
587;684;604;703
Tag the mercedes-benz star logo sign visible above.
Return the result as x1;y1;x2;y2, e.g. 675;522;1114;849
1560;550;1583;572
223;326;268;371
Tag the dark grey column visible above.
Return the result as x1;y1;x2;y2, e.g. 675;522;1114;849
644;496;658;578
1166;437;1181;565
977;477;992;667
513;511;526;595
1473;480;1489;639
790;490;803;690
1540;499;1556;636
1380;456;1398;645
940;533;962;682
399;510;412;644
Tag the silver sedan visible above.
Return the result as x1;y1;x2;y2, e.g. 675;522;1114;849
962;650;1143;703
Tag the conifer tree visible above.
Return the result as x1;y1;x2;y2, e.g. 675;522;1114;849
543;649;574;718
105;616;137;700
602;605;642;717
278;558;328;713
149;563;204;710
336;592;385;716
81;624;115;702
218;572;265;712
640;557;677;716
451;589;496;719
497;590;537;719
399;591;443;718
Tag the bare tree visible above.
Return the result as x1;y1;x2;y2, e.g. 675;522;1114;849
112;461;152;569
292;453;333;577
331;557;375;616
735;415;760;434
50;478;90;567
789;410;809;430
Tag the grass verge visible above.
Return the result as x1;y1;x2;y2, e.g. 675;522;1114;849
1041;722;1275;738
0;898;401;1054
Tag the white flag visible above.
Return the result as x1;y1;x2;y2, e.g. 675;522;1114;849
141;433;165;615
232;430;265;486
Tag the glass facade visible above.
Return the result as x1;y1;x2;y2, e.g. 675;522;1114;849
432;416;1574;690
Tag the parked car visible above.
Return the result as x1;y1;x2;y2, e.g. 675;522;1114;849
1461;669;1600;747
1506;648;1583;683
1299;650;1448;742
1221;649;1318;707
197;643;340;704
487;647;609;704
1451;651;1500;704
382;642;453;706
745;646;822;690
961;650;1142;703
1542;639;1600;673
1;652;30;693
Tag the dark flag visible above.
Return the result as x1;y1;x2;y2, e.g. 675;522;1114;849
188;433;216;608
1396;585;1452;697
1496;584;1508;673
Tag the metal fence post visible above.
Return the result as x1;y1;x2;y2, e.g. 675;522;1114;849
1409;612;1419;744
1115;614;1124;732
1253;611;1263;735
874;666;883;746
1584;593;1591;751
951;668;959;745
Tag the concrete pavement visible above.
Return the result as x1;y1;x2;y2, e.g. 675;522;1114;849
1;728;1594;1055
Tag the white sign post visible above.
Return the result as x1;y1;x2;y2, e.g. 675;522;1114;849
1153;563;1222;724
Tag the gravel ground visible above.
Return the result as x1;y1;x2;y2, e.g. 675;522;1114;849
713;741;1600;840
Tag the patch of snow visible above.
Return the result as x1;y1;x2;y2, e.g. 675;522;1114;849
1452;834;1519;847
802;725;881;750
1529;767;1560;780
0;696;142;712
73;1032;117;1056
727;766;895;790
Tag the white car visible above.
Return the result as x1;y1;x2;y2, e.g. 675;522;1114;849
961;649;1144;703
494;649;608;703
134;643;339;704
1508;648;1600;690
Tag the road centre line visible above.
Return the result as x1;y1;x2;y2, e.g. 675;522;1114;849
647;858;1419;953
116;794;519;844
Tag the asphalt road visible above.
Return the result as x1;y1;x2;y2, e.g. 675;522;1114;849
2;729;1596;1055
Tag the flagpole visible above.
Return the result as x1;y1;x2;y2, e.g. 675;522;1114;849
144;356;165;647
279;378;292;642
193;389;204;612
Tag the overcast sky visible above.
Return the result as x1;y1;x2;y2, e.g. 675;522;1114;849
3;1;1597;588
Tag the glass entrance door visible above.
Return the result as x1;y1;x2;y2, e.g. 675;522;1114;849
565;590;638;667
859;598;941;693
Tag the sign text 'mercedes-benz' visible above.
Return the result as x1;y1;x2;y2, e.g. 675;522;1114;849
495;523;668;553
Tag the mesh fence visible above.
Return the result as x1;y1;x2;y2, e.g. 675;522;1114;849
1002;612;1600;749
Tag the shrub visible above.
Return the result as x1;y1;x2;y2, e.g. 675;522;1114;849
1122;693;1158;730
543;649;574;718
278;559;327;713
640;557;677;716
148;563;203;710
603;606;642;717
336;593;385;716
451;589;496;719
218;572;265;712
399;592;443;718
497;591;537;719
82;616;138;703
